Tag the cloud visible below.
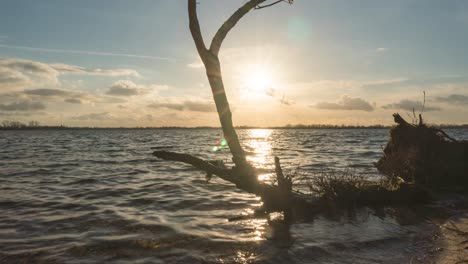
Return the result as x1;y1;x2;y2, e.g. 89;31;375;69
21;88;93;103
265;88;275;97
0;57;140;91
0;100;46;111
184;100;216;112
279;94;294;106
435;94;468;105
72;112;114;121
0;67;31;90
0;44;173;61
50;63;139;77
263;88;294;105
187;61;204;69
106;80;148;96
24;88;70;97
148;100;216;112
314;96;374;111
376;47;387;52
64;98;82;104
0;58;58;90
0;111;48;117
148;102;184;111
101;96;128;104
382;99;441;112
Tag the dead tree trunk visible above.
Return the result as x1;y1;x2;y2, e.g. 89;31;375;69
153;2;434;218
188;0;269;169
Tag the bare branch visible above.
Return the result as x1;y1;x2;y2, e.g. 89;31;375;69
209;0;267;56
255;0;292;10
188;0;208;60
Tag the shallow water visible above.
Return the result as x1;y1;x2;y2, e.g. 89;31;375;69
1;128;467;263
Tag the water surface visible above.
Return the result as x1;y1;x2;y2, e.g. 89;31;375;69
1;128;467;263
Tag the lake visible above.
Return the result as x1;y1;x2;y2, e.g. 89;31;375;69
1;128;467;263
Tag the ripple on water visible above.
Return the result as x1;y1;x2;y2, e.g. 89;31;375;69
0;128;461;263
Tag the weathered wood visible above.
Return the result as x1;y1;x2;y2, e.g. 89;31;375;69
393;113;410;126
153;150;431;217
377;113;468;188
153;150;319;212
188;0;263;168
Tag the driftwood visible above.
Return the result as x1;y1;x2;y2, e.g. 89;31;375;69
153;151;320;214
376;113;468;188
153;150;431;217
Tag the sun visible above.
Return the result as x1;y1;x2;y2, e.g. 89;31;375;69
243;65;272;93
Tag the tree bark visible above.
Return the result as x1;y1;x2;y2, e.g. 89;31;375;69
188;0;270;169
153;150;320;213
153;150;431;216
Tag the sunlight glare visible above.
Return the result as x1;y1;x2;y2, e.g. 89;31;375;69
242;65;273;94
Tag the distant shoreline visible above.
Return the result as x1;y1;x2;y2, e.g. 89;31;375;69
1;124;468;130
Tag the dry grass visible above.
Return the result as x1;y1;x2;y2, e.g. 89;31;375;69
286;168;394;208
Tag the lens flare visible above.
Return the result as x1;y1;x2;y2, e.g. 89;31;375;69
212;138;228;152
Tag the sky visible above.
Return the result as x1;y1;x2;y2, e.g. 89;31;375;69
1;0;468;127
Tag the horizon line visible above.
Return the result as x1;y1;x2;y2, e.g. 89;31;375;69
2;124;468;130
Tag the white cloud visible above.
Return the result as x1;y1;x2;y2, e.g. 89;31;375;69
0;57;140;92
0;44;173;61
105;80;161;97
0;67;32;90
50;63;139;77
107;80;143;96
187;61;204;69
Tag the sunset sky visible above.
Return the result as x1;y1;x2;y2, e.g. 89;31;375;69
1;0;468;127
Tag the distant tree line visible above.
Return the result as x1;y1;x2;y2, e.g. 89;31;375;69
1;120;467;130
1;120;40;128
0;120;65;130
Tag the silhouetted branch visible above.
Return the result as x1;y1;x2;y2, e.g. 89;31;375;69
188;0;208;60
153;150;232;180
275;156;291;192
254;0;292;10
435;128;458;142
153;150;319;212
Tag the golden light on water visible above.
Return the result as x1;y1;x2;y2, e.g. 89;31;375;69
249;218;267;241
246;129;274;182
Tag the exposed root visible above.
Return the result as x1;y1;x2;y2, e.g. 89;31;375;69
376;113;468;188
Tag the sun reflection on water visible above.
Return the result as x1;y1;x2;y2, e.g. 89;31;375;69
248;218;268;241
246;129;274;182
